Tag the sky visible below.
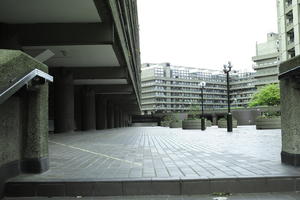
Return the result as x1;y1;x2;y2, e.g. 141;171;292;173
137;0;278;71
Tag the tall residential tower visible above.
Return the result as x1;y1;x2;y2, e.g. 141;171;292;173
252;33;280;89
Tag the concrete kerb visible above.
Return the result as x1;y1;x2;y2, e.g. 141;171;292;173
5;176;300;197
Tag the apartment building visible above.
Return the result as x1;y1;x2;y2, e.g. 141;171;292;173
141;63;256;114
277;0;300;61
252;33;280;89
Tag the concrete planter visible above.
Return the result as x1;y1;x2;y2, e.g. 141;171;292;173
161;121;170;127
256;117;281;129
206;120;212;127
182;119;203;129
169;121;182;128
218;119;238;128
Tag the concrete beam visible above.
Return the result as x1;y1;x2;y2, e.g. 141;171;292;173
93;0;112;22
92;85;133;94
71;67;128;79
3;23;114;46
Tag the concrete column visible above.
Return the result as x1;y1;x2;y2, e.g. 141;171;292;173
74;87;83;131
120;111;124;127
96;96;107;130
22;81;49;173
212;115;218;125
82;88;96;131
107;102;114;129
114;106;120;128
281;76;300;166
128;115;132;127
54;69;74;133
123;112;128;127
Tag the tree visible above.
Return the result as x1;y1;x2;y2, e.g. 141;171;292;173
248;84;280;107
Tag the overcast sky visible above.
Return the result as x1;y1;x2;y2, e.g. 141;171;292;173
137;0;278;71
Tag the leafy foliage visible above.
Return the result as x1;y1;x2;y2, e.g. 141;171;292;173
188;104;201;119
248;84;280;107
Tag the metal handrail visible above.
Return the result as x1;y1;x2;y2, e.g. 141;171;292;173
0;69;53;104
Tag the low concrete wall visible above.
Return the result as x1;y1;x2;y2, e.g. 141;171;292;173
232;110;261;125
131;122;158;127
0;96;22;197
256;117;281;130
218;119;238;128
169;121;182;128
182;120;202;129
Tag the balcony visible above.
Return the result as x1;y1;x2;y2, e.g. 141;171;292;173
286;20;294;31
285;3;293;13
287;39;295;50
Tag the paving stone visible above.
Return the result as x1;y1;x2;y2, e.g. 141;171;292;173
7;126;300;196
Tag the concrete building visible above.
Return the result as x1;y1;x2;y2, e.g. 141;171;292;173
141;63;256;115
0;0;141;197
252;33;280;89
277;0;300;166
277;0;300;60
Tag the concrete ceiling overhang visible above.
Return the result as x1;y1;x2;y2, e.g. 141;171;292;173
0;0;141;114
0;0;101;23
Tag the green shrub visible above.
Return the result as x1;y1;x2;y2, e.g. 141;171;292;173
249;84;280;107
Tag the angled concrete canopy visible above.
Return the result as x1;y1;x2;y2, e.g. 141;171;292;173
0;0;141;129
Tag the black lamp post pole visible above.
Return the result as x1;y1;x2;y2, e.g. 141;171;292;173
224;62;233;132
201;85;205;130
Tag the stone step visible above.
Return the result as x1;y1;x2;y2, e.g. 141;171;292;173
3;192;300;200
4;176;300;197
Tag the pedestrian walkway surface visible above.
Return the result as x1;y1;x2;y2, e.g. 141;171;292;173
6;126;300;197
4;192;300;199
11;126;300;181
10;126;300;180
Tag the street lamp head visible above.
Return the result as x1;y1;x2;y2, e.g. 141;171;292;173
223;62;233;73
199;81;206;87
228;61;232;71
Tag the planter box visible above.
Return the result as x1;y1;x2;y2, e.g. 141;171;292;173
161;121;170;127
256;117;281;129
169;121;182;128
218;119;237;128
206;120;212;127
182;119;202;129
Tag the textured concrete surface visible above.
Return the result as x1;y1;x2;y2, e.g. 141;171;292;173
3;192;300;199
0;96;21;167
0;49;49;160
10;126;300;181
280;77;300;154
0;50;47;92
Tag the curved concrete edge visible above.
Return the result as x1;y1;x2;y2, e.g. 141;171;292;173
218;120;238;128
5;176;300;197
169;121;182;128
256;117;281;130
182;120;202;130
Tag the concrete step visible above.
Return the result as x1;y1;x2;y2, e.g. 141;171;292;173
3;192;300;200
4;176;300;197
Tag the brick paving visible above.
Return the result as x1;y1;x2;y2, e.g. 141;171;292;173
11;126;300;181
4;192;300;200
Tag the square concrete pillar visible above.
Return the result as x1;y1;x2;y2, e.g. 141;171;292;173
96;96;107;130
107;102;114;129
54;69;74;133
82;88;96;131
280;76;300;166
114;106;120;128
22;83;49;173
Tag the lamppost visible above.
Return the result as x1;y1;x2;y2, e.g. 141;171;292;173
223;62;233;132
199;81;206;131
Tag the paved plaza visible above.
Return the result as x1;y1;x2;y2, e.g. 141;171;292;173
11;126;300;181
